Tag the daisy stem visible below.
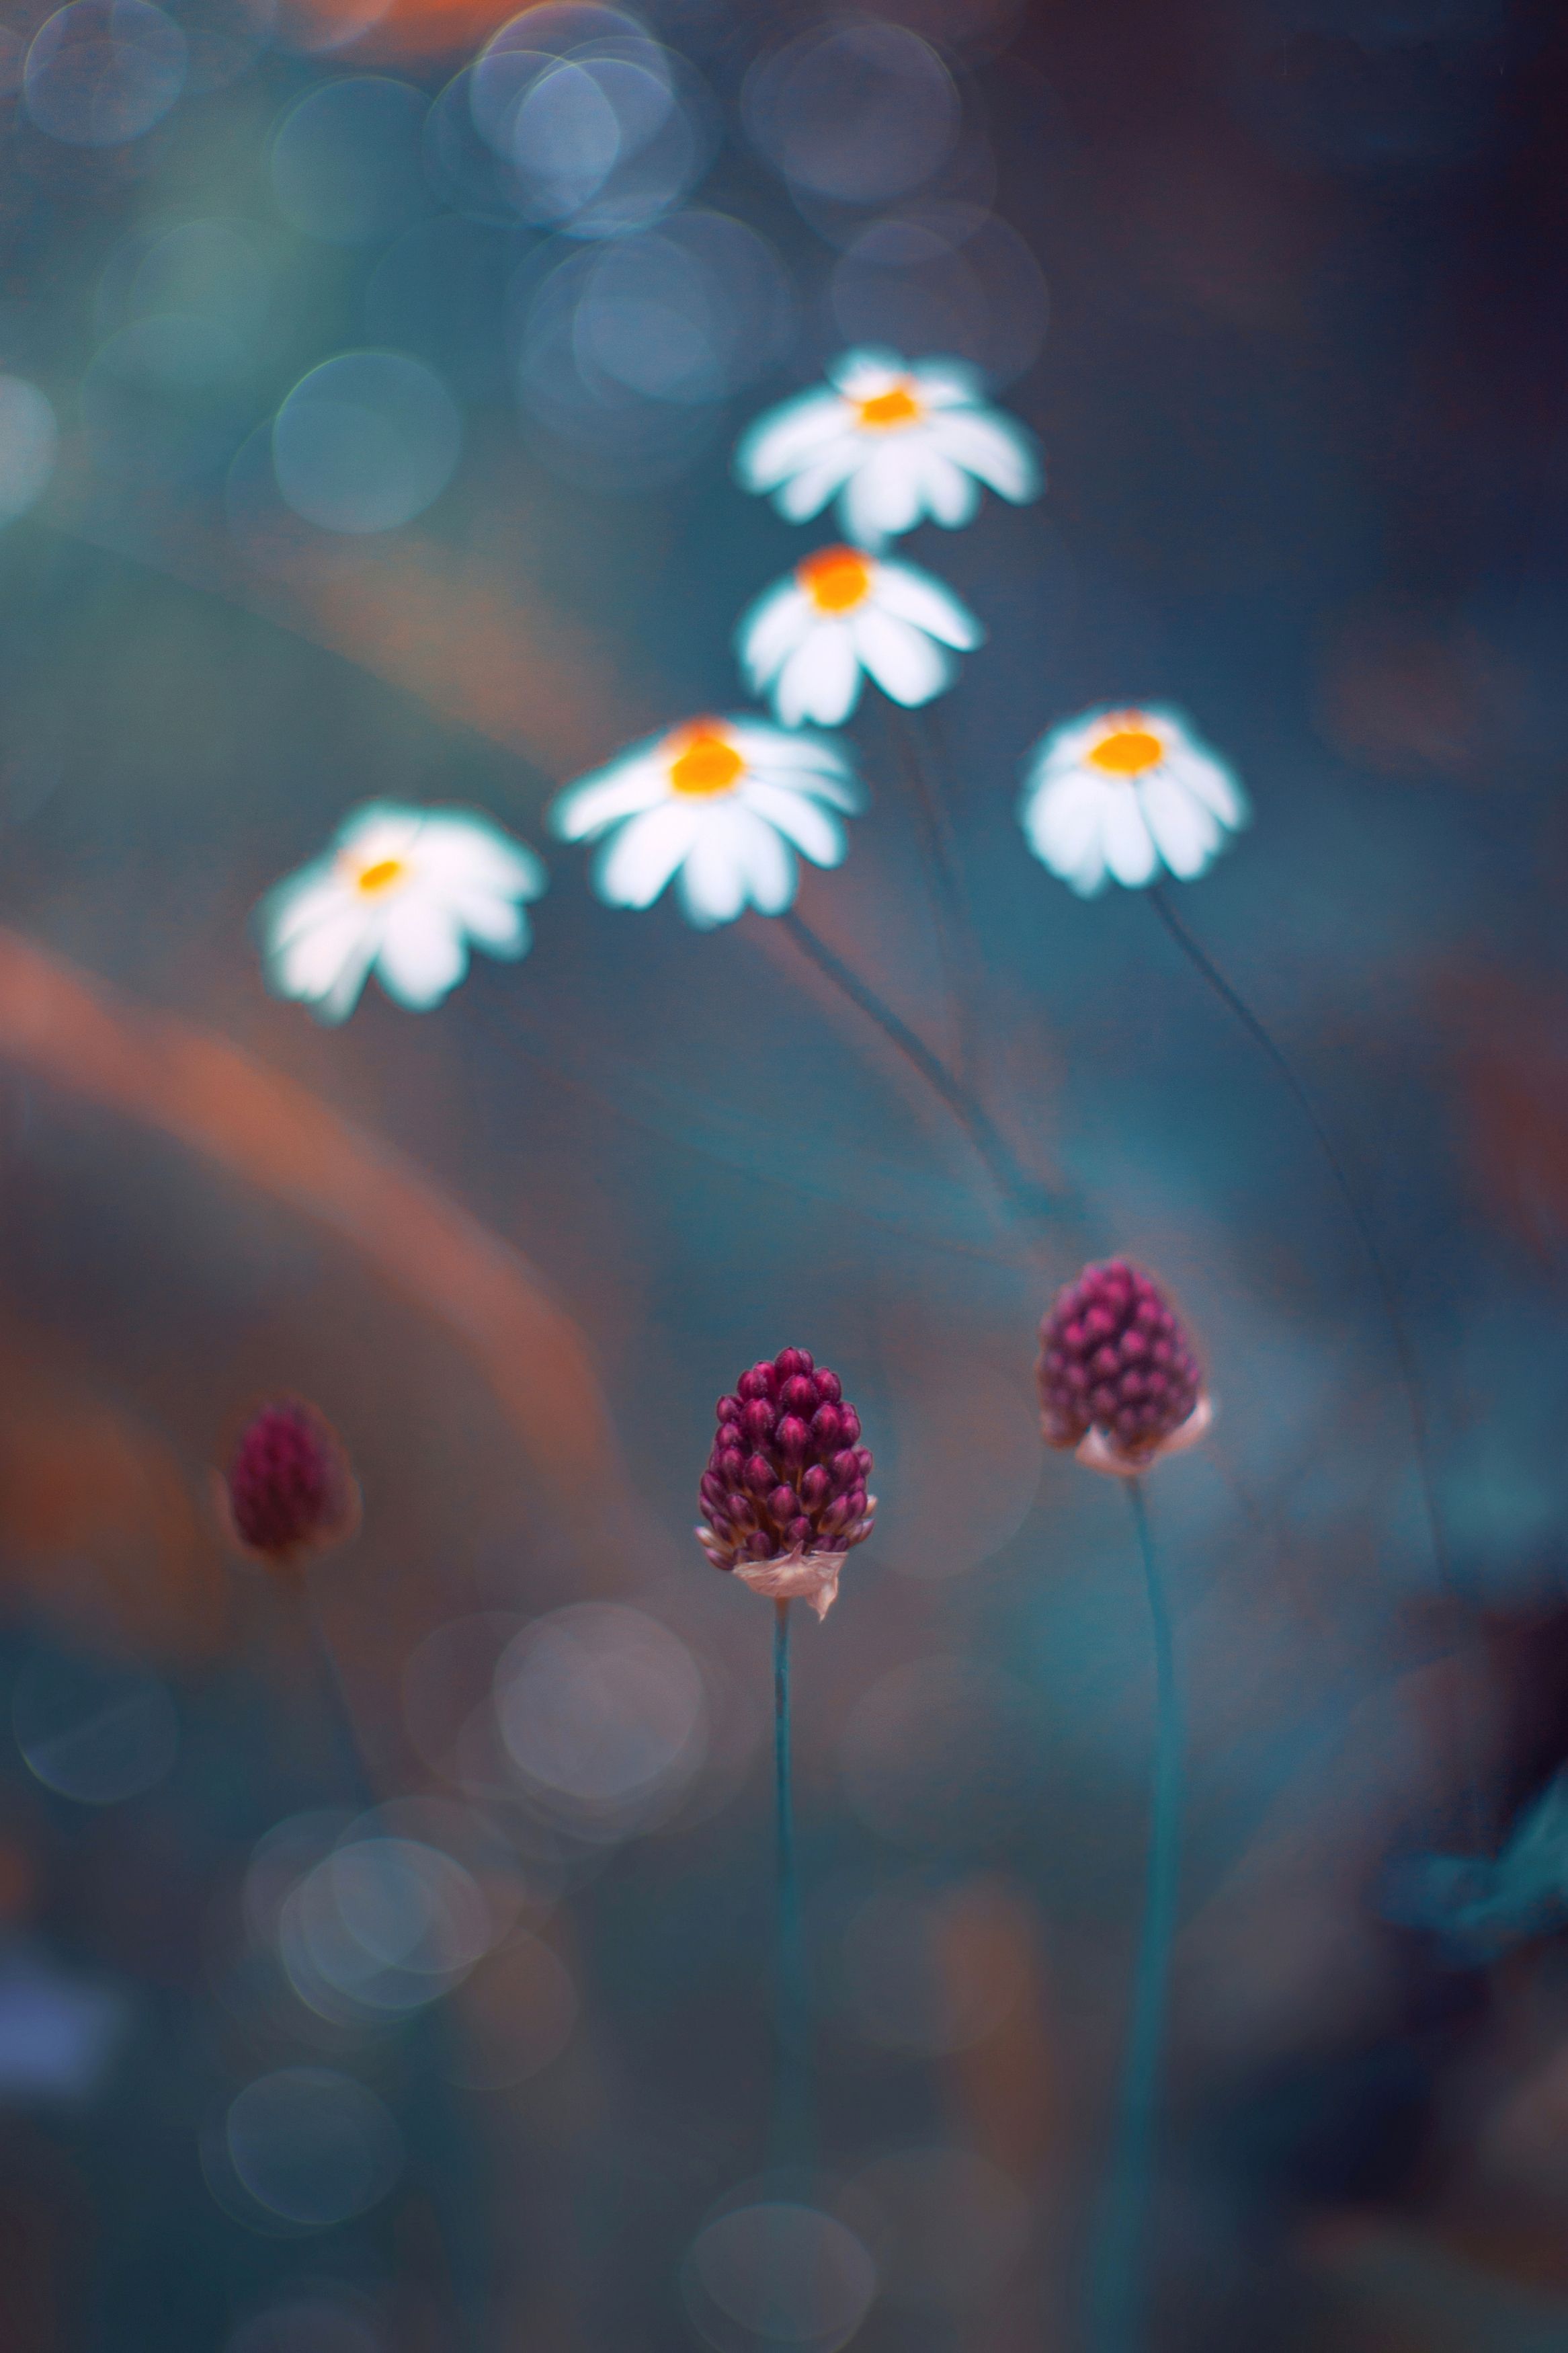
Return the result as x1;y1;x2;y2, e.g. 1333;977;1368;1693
770;1597;812;2173
1089;1478;1182;2353
778;908;1056;1230
1146;883;1484;1848
296;1576;379;1808
882;699;981;1082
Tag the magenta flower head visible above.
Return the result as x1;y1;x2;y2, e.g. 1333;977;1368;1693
697;1347;875;1620
219;1398;362;1574
1037;1259;1211;1478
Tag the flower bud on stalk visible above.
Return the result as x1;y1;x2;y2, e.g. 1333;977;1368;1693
1037;1259;1210;1477
698;1347;875;1620
218;1398;362;1574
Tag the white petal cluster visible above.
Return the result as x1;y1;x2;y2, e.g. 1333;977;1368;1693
260;802;546;1022
550;717;864;930
737;544;982;727
1019;707;1247;896
735;347;1041;549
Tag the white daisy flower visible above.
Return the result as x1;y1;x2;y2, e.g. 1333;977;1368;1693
737;543;983;727
549;715;863;930
735;347;1042;550
1019;706;1249;897
260;801;546;1023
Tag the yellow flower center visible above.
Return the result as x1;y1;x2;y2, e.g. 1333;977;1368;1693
856;382;923;432
667;723;745;798
798;545;874;614
354;856;409;894
1087;724;1164;778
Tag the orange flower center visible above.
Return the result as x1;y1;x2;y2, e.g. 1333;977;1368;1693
856;382;922;432
798;545;874;614
667;724;745;798
354;856;408;894
1087;725;1164;778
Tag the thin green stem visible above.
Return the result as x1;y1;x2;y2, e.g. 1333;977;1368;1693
778;908;1060;1232
301;1579;379;1808
1089;1480;1182;2353
770;1598;811;2173
1147;883;1483;1849
882;699;981;1084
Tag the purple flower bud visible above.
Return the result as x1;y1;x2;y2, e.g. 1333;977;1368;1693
1037;1261;1204;1467
222;1398;360;1572
696;1348;876;1577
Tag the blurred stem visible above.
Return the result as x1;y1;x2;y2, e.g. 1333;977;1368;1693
882;698;981;1085
1089;1478;1182;2353
778;908;1057;1230
770;1597;811;2172
298;1578;378;1809
1147;883;1483;1847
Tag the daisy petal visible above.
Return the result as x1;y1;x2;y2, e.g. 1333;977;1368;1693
677;807;749;928
776;442;861;523
875;561;983;649
741;776;848;868
776;623;860;726
442;883;532;955
1100;787;1158;888
737;806;794;915
551;752;669;842
735;389;850;491
418;816;546;900
841;446;923;544
737;580;810;691
727;724;864;810
1140;772;1221;879
335;804;424;863
928;409;1042;502
594;801;700;910
1023;772;1107;876
268;896;373;1012
828;346;906;397
376;901;467;1009
1163;742;1249;830
909;359;985;407
263;864;344;951
854;606;951;707
919;446;981;528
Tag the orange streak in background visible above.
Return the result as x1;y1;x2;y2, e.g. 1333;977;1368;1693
0;925;643;1578
52;459;660;786
293;534;661;781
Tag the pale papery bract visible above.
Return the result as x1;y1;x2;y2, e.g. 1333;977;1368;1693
735;348;1042;550
1018;704;1248;897
737;543;983;726
260;801;546;1023
548;714;864;929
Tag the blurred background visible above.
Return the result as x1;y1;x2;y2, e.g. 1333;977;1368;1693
0;0;1567;2345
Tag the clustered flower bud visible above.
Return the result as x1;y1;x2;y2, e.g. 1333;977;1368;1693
222;1398;360;1570
1037;1260;1206;1472
698;1349;874;1616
